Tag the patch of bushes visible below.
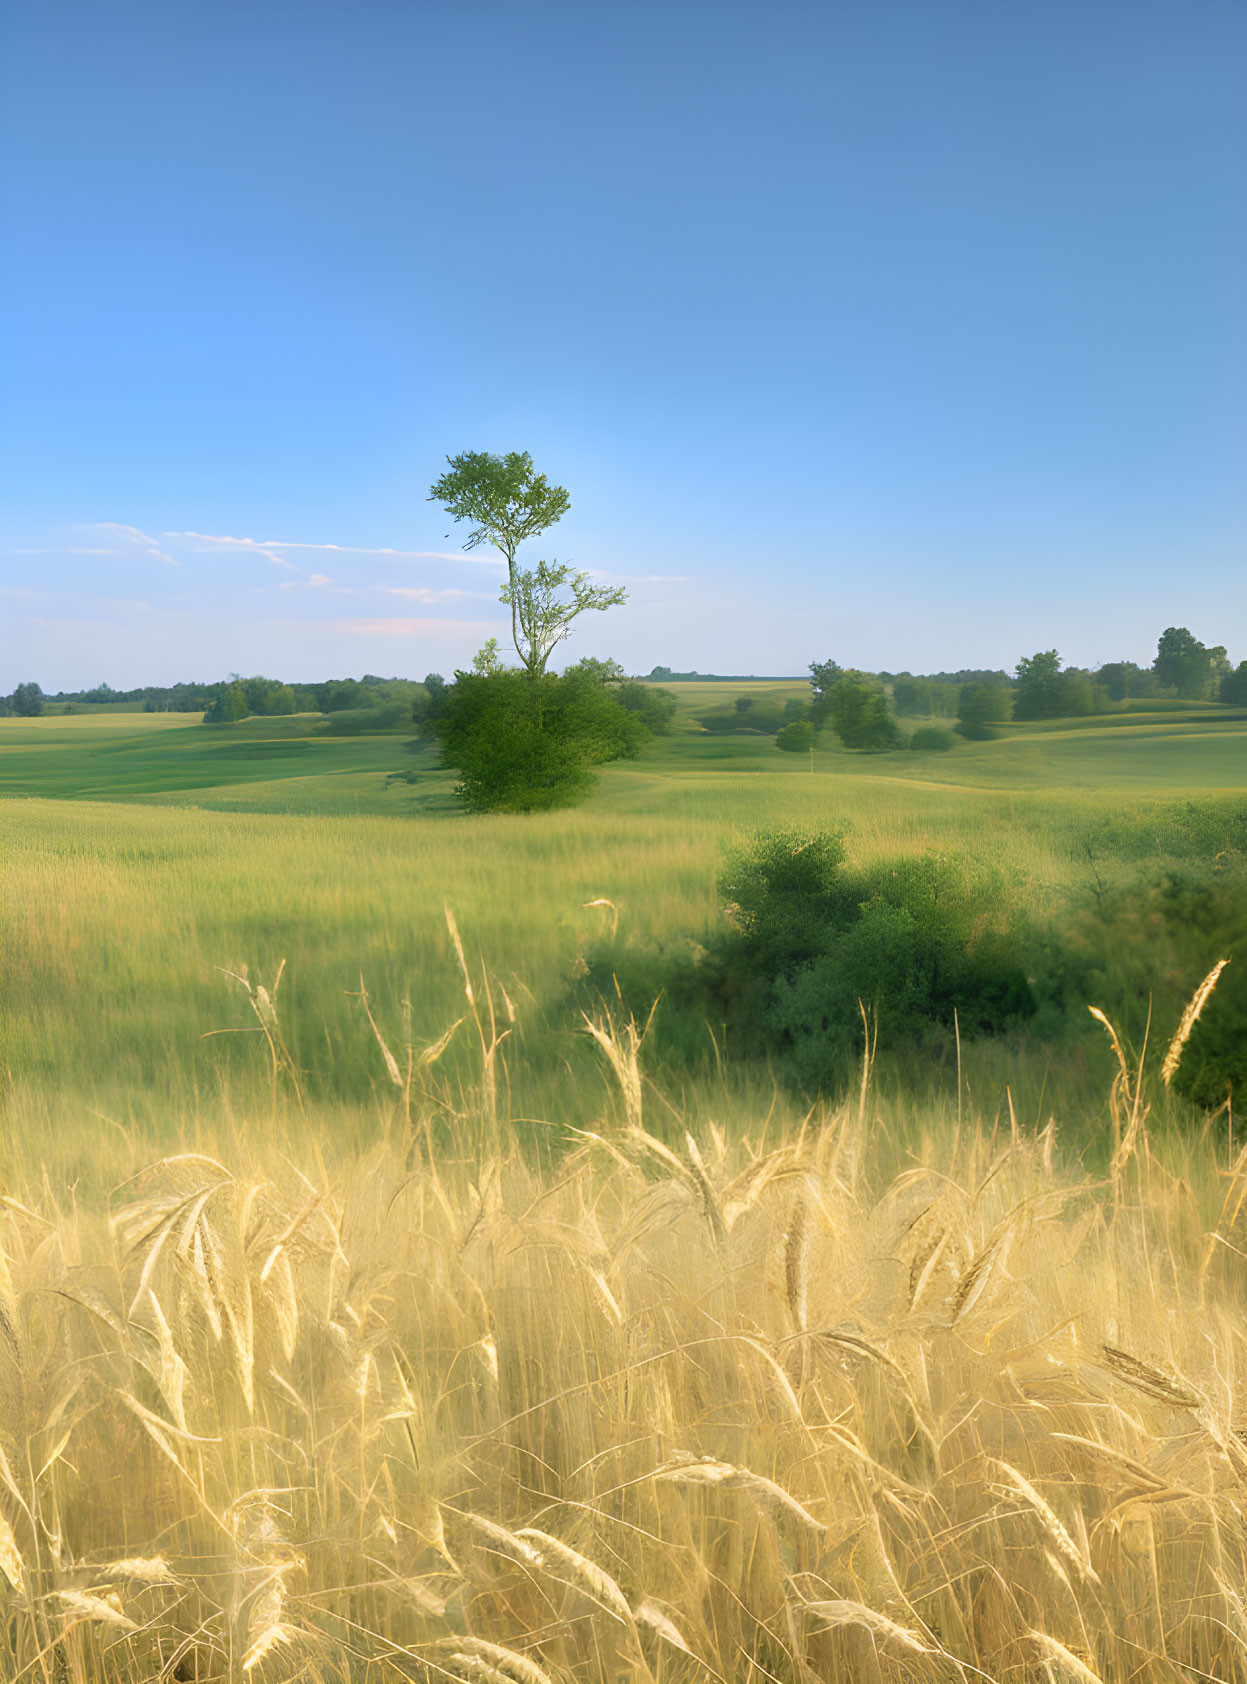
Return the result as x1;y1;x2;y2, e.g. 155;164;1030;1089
424;667;649;812
909;727;955;752
776;720;814;753
577;828;1035;1094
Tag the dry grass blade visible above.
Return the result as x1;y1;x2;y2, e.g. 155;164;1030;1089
420;1016;466;1067
1162;958;1230;1085
57;1590;138;1631
1101;1345;1199;1408
802;1599;934;1654
784;1189;810;1333
584;1014;648;1131
356;973;403;1087
99;1555;177;1583
461;1512;545;1570
1026;1630;1105;1682
435;1635;556;1684
0;1511;25;1595
635;1597;693;1655
515;1526;632;1622
1050;1433;1167;1492
991;1460;1098;1583
444;904;475;1004
656;1458;823;1535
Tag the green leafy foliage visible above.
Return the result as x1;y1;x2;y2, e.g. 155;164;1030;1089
1014;652;1105;720
10;682;44;717
428;450;569;562
955;681;1010;739
1219;661;1247;706
203;683;249;724
429;666;649;812
501;559;627;677
775;720;815;752
1155;626;1231;700
909;726;955;752
615;681;678;734
726;837;1034;1090
580;828;1034;1094
809;663;902;750
697;698;787;734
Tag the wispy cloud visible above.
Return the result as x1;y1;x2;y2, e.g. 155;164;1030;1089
381;585;487;603
164;532;504;568
166;531;299;570
8;546;120;556
330;616;501;637
81;524;179;566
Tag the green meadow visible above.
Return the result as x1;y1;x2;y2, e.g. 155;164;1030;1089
4;694;1244;1183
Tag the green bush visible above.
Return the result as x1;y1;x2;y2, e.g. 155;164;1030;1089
718;832;1034;1089
431;667;648;812
909;726;955;752
775;720;815;753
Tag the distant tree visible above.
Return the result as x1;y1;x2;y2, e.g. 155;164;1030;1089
1059;669;1101;717
615;681;678;735
12;682;44;717
891;675;960;718
500;559;627;681
241;676;296;716
1097;660;1159;703
1013;650;1064;720
809;661;900;750
203;683;249;724
776;719;815;753
315;678;366;712
783;697;807;721
412;672;450;730
735;695;755;713
808;659;844;727
1221;662;1247;706
1154;627;1225;700
569;656;627;684
955;681;1010;739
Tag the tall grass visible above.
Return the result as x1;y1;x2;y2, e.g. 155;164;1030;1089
1;981;1244;1682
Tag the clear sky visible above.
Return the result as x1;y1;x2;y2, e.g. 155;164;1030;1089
2;0;1244;690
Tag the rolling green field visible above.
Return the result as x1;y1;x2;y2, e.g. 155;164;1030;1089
4;699;1247;1683
3;696;1244;1182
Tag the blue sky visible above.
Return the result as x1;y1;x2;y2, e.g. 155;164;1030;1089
2;0;1244;689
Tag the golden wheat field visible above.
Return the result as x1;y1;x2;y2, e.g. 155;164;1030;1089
2;961;1246;1684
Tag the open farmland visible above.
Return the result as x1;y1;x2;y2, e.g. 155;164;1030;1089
2;699;1246;1682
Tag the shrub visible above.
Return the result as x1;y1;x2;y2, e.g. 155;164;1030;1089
431;667;648;812
909;726;954;752
775;720;815;753
719;832;1034;1091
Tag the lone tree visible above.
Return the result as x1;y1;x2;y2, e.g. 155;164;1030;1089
429;451;574;663
502;559;626;681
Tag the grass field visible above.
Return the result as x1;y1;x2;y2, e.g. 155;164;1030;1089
3;698;1246;1680
4;699;1244;1169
